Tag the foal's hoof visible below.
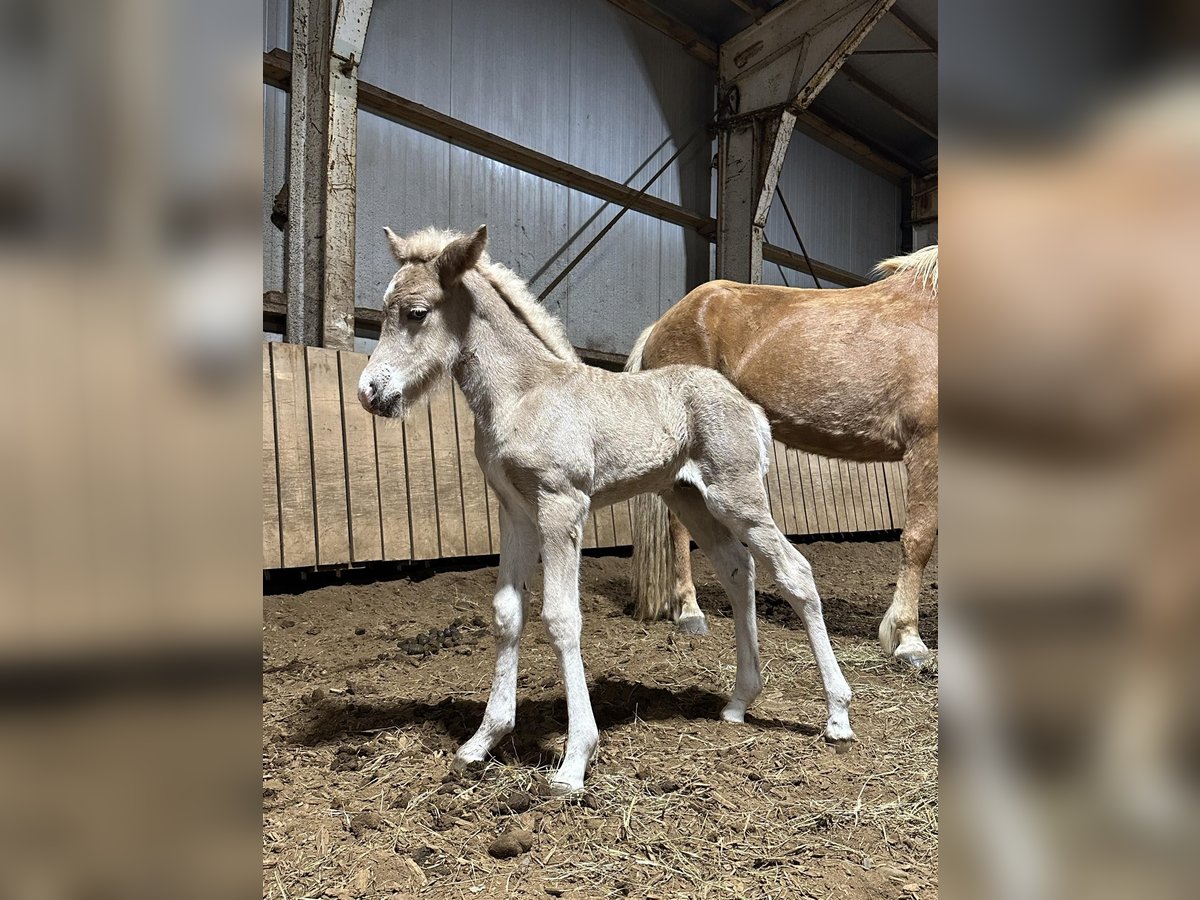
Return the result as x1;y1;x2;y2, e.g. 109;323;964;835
675;615;709;636
451;752;487;773
824;720;856;743
547;776;584;797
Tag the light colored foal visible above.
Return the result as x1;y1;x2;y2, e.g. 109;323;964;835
358;225;853;792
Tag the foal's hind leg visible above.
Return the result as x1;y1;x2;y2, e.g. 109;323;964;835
879;431;938;668
670;512;709;635
454;504;539;768
662;488;760;721
704;478;854;741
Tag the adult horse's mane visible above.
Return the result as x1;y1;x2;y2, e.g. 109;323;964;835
392;227;580;363
874;245;938;298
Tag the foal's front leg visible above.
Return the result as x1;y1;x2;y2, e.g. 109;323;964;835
454;505;539;768
539;495;598;794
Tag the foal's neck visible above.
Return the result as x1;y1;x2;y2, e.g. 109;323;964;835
452;277;574;430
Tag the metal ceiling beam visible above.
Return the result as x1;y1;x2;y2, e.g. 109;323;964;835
839;61;937;138
889;6;936;53
603;0;718;66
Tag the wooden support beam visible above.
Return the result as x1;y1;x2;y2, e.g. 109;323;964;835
595;1;917;183
716;0;895;283
264;51;869;296
285;0;331;347
321;0;374;351
265;50;712;237
604;0;717;66
725;0;772;18
839;61;937;138
889;6;936;53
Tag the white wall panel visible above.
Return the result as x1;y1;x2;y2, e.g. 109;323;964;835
263;85;288;292
354;110;451;310
450;0;572;160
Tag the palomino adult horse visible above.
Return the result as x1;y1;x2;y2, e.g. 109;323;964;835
628;247;938;668
357;225;854;792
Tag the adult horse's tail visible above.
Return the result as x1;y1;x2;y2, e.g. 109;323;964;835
626;324;675;622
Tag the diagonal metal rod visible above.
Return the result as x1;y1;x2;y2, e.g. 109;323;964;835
776;188;822;289
537;124;707;302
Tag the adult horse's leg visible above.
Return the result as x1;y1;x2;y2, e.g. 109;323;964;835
454;504;539;768
705;478;854;742
662;487;760;721
670;511;708;635
538;493;599;794
879;431;938;668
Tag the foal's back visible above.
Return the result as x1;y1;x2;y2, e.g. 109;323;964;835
489;362;767;507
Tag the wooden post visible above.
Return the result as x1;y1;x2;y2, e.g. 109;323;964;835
321;0;374;351
285;0;331;346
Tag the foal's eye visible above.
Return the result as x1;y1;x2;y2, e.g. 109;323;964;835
408;307;429;322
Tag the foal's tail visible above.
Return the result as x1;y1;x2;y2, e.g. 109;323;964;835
626;323;675;622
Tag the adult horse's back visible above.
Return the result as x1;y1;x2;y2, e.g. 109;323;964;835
628;247;938;667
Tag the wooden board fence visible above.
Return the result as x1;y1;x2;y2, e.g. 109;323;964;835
263;342;906;570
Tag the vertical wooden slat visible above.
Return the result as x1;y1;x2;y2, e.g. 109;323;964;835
581;508;598;550
612;499;633;546
338;352;383;563
805;453;831;534
485;481;502;555
404;392;440;560
453;384;491;556
306;346;351;565
783;449;812;535
262;345;282;569
846;462;868;530
271;342;317;568
819;456;845;534
772;441;797;535
594;503;617;548
374;415;411;561
872;463;892;529
763;442;786;531
835;459;861;533
428;379;467;557
888;465;902;528
861;463;882;530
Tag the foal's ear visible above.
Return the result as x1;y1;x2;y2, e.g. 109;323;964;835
436;225;488;288
383;226;405;262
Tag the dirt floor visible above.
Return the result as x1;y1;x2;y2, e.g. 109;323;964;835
263;540;937;900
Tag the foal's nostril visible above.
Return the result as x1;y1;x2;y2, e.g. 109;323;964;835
358;379;378;411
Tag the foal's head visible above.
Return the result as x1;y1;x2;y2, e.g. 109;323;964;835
358;225;488;417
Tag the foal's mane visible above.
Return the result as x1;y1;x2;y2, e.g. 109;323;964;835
874;245;938;297
394;228;580;363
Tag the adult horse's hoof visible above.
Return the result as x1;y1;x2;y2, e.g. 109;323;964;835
675;615;709;636
892;636;932;670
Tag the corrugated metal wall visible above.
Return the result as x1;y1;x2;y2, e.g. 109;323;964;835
263;0;901;354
